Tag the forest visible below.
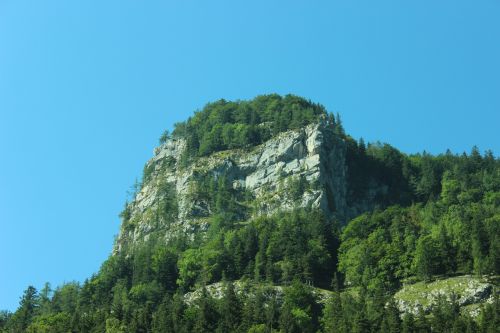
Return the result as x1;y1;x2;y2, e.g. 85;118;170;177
169;94;336;166
1;95;499;332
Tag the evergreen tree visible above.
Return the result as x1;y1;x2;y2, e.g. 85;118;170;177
414;306;430;332
384;299;402;333
171;292;186;333
413;235;437;281
217;281;242;332
279;281;318;333
431;295;460;333
38;282;52;315
321;291;345;333
193;288;218;333
10;286;39;332
152;295;173;333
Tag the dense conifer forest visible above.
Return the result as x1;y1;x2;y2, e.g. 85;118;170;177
2;95;498;332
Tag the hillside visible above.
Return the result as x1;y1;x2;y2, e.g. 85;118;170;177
1;94;499;333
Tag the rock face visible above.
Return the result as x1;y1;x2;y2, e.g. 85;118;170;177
393;276;495;316
184;281;332;306
114;119;347;253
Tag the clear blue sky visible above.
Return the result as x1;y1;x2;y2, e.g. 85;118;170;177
1;0;499;311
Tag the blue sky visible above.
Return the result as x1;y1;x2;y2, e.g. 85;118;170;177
1;0;499;311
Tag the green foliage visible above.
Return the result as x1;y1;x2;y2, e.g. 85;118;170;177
175;208;338;291
26;312;72;333
190;288;219;333
157;177;179;224
339;206;420;293
159;129;170;145
142;162;156;184
339;148;500;291
8;286;39;332
413;235;441;281
0;311;11;331
189;172;252;224
321;291;345;332
217;281;242;332
152;247;179;293
279;281;320;333
172;94;331;162
345;139;414;207
177;249;203;291
286;174;311;202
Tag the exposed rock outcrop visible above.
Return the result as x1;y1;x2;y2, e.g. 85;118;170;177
114;120;347;254
184;280;332;306
393;276;496;316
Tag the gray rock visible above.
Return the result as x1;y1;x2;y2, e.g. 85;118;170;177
393;276;494;316
113;119;350;254
183;281;331;306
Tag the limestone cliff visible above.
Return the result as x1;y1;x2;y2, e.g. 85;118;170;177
114;119;347;254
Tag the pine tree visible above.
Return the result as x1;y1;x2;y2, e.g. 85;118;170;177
358;138;366;155
265;291;279;333
321;291;345;333
193;288;218;333
431;295;460;333
414;306;429;332
413;235;437;281
10;286;39;332
384;299;402;333
334;113;344;135
437;224;456;274
478;293;499;333
401;312;415;333
39;282;53;315
171;292;186;333
218;281;242;332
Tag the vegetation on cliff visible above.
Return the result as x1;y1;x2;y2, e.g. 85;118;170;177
171;94;332;157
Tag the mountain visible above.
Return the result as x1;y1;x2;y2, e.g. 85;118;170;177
2;94;499;333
